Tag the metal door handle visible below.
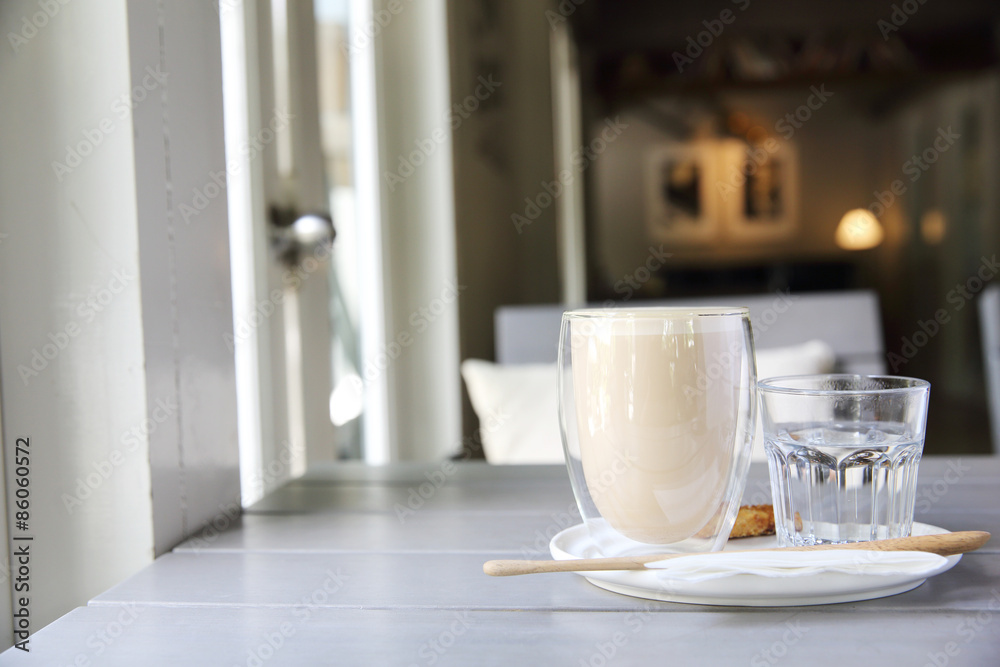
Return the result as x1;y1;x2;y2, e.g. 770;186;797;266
269;206;336;265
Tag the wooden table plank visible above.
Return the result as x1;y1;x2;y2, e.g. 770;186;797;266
89;550;1000;614
8;606;1000;666
243;478;577;515
245;458;1000;518
173;509;1000;555
175;512;577;556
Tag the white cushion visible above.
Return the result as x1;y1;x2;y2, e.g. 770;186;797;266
460;360;560;464
752;340;836;460
756;340;836;382
461;340;837;464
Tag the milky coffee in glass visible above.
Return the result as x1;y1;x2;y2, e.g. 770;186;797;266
569;312;750;544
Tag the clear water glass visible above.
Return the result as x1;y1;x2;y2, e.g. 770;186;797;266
558;307;757;556
758;375;930;547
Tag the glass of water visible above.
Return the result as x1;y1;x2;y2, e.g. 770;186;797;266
758;375;930;546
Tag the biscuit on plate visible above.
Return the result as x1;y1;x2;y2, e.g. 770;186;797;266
729;504;776;539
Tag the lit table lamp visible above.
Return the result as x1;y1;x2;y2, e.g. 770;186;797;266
835;209;884;250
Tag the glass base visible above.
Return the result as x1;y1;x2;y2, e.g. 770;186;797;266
776;520;914;547
582;518;731;558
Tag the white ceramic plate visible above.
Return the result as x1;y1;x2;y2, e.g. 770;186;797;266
549;522;961;607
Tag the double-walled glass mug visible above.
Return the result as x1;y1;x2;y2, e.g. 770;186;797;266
558;307;757;557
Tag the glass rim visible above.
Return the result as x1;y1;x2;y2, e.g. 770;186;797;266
562;306;749;319
757;374;930;396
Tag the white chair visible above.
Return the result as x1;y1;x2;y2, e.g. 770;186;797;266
463;290;886;464
495;290;885;372
978;284;1000;453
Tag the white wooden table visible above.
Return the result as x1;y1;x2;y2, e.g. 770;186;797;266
6;458;1000;665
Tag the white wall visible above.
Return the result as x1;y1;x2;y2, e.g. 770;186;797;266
0;0;154;635
126;1;241;554
0;0;240;640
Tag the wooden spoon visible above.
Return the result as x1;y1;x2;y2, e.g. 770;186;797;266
483;530;991;577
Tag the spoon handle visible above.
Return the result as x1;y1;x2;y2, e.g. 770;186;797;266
482;530;991;577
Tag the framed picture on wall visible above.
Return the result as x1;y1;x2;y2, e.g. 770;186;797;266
720;139;799;240
644;142;721;244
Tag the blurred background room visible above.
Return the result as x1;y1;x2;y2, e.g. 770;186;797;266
312;0;1000;466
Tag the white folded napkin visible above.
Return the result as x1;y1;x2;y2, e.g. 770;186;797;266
645;550;949;583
